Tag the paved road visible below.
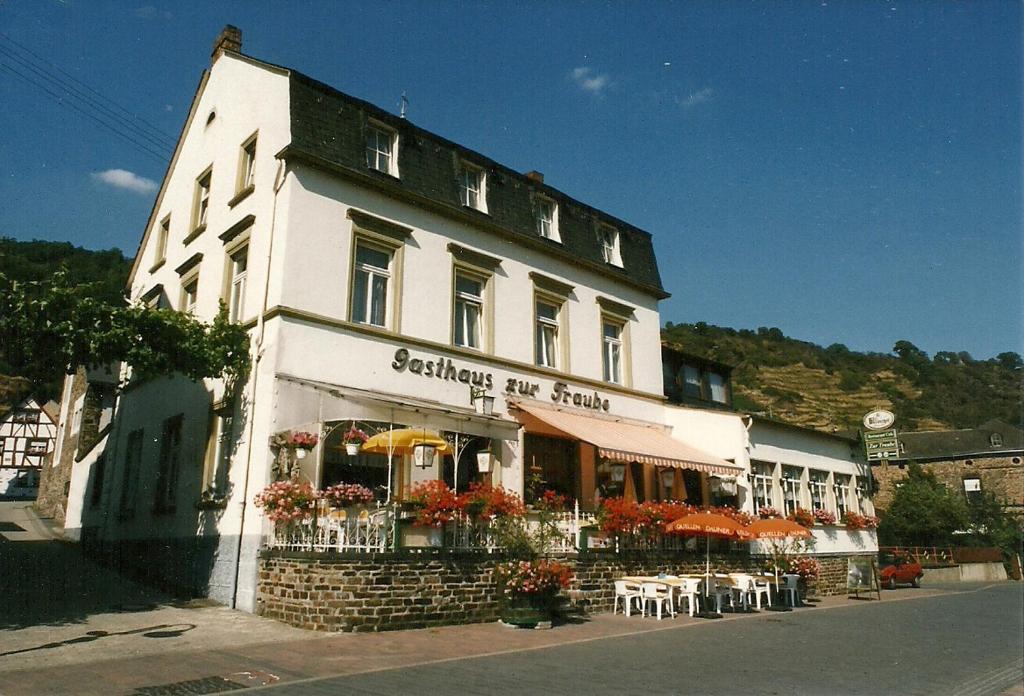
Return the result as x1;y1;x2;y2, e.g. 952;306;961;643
255;583;1023;696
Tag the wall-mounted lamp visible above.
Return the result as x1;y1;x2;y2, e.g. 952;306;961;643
470;386;495;416
413;444;436;469
610;462;626;483
660;468;675;490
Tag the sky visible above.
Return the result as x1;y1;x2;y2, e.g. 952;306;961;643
1;1;1020;360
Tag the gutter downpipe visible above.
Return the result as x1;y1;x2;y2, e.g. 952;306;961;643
231;158;288;610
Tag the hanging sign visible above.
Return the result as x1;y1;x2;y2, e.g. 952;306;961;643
863;410;895;430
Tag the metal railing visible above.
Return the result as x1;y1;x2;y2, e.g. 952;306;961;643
267;506;394;553
880;545;956;566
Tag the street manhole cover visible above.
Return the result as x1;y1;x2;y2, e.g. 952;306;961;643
0;522;24;532
132;676;246;695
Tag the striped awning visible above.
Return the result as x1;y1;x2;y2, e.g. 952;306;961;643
512;403;744;476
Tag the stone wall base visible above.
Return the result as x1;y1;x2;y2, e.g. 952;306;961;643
256;551;875;633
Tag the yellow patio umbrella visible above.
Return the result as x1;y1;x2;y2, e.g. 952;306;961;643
360;428;452;455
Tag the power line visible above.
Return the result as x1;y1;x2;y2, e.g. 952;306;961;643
0;43;177;152
0;62;170;164
0;33;177;147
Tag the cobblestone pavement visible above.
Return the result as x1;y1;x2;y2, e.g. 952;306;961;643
1;575;1020;695
2;509;1020;696
249;582;1023;696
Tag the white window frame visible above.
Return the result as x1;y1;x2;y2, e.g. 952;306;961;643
751;461;774;511
119;428;144;518
228;245;248;323
808;470;830;512
365;123;397;176
193;168;212;231
238;133;257;192
535;196;560;242
535;297;561;369
602;318;624;384
781;466;803;516
833;474;851;518
154;215;170;266
351;240;393;328
597;224;622;266
453;269;485;350
181;274;199;315
459;163;487;212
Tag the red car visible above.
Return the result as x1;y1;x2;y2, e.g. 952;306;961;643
879;551;923;589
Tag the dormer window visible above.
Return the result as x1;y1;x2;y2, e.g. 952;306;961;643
535;197;559;242
990;433;1003;447
366;123;397;176
459;162;486;212
597;224;621;266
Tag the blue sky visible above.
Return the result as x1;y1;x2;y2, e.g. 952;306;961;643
1;1;1020;359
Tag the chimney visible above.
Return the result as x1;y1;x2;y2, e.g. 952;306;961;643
211;25;242;63
525;170;544;184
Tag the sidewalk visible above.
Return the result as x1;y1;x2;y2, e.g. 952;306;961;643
0;585;956;696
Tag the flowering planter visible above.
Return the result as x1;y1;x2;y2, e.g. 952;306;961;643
344;443;360;456
500;593;556;627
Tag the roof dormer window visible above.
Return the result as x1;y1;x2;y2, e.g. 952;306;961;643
366;123;398;177
597;224;621;266
458;162;487;213
990;432;1003;447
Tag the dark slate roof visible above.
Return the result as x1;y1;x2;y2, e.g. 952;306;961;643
283;70;667;298
895;420;1024;460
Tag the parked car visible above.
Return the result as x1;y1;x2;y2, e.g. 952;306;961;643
879;551;923;589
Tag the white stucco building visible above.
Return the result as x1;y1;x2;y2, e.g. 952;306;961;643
0;397;58;499
73;27;747;611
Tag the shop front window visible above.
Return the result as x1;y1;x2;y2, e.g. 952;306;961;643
321;421;395;502
524;434;577;505
441;435;489;493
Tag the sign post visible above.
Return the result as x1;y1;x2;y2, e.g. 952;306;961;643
847;557;881;600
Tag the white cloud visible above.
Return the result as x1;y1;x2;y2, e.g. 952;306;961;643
570;66;610;95
91;169;158;194
679;87;714;109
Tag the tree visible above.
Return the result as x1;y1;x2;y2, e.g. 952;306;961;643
878;463;969;547
995;352;1023;371
0;271;250;390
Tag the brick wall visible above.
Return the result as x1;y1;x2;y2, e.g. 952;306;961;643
872;455;1024;516
257;551;872;632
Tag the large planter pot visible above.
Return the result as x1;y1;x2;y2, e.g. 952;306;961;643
501;593;556;627
399;522;444;548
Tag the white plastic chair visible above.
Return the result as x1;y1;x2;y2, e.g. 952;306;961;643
676;578;702;617
641;582;675;620
781;574;800;606
751;576;772;609
613;580;643;617
729;574;755;611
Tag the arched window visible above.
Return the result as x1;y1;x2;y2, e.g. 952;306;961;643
990;432;1003;447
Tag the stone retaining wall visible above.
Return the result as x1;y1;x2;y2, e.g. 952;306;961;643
257;551;875;632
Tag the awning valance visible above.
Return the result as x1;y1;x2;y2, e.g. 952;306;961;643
512;402;744;476
274;374;521;442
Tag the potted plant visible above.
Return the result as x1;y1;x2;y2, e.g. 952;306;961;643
322;482;374;509
788;507;816;529
400;480;462;547
758;506;781;519
812;508;837;526
496;559;574;627
253;480;319;537
287;430;319;459
341;426;369;456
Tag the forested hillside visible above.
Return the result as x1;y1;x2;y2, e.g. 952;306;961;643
662;322;1022;433
0;237;132;411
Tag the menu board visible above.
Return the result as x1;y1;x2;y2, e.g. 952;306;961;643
848;557;881;599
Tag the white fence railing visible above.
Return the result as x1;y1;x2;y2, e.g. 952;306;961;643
267;506;394;553
264;502;598;554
